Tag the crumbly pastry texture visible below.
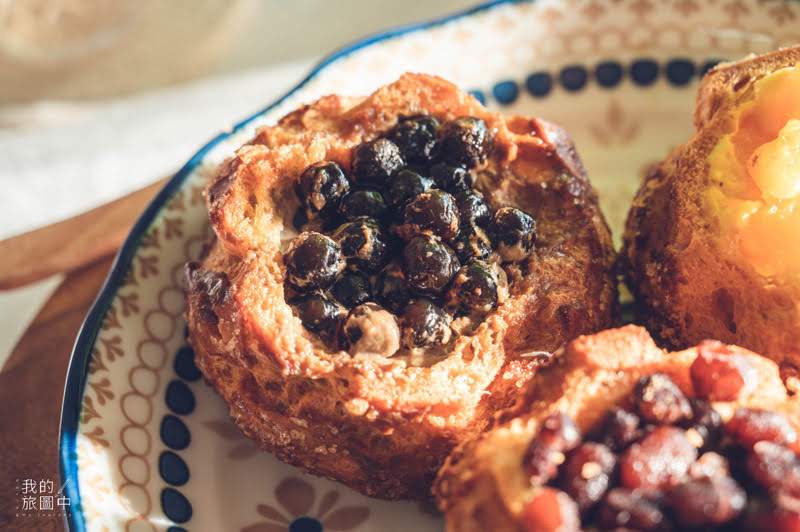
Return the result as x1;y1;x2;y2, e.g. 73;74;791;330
434;325;800;531
622;45;800;373
183;73;617;499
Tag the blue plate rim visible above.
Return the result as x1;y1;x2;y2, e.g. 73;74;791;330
57;1;520;530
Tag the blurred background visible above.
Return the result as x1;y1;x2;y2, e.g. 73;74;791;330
0;0;478;364
0;0;478;237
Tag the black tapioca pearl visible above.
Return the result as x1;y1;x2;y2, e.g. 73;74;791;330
295;161;350;216
436;116;492;169
373;262;411;313
399;298;451;348
398;189;460;241
443;260;499;317
387;169;434;210
284;232;345;292
454;189;491;227
289;292;344;339
331;272;372;309
338;189;389;221
486;206;536;262
333;217;390;273
429;162;474;192
449;224;492;264
388;115;440;165
402;235;459;295
351;138;403;187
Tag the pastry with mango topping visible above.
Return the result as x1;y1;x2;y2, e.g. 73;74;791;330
622;45;800;375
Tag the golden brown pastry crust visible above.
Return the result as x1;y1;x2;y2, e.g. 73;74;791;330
622;46;800;373
433;325;800;532
184;73;617;500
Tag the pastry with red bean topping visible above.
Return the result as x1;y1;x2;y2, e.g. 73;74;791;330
435;325;800;531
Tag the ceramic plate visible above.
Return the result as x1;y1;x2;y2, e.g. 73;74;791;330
59;1;800;530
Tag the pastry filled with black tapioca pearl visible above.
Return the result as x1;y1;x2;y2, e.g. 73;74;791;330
186;73;618;501
284;113;537;355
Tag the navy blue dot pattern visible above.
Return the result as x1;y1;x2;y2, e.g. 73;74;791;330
595;61;623;89
166;380;195;415
468;89;486;105
665;58;695;86
160;342;197;528
701;58;724;76
160;415;191;450
289;516;324;532
525;72;552;97
161;488;192;524
174;346;202;381
559;65;588;92
630;59;659;86
492;80;519;104
159;451;190;486
473;57;727;106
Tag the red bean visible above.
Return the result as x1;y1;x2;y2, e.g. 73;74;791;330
748;441;800;497
726;407;799;450
619;426;697;493
538;412;581;452
595;488;668;531
524;440;562;485
558;442;616;513
666;475;746;526
691;340;756;400
743;507;800;532
594;407;643;452
634;374;692;424
522;487;581;532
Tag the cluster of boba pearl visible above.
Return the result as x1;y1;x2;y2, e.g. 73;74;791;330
283;114;537;355
521;342;800;532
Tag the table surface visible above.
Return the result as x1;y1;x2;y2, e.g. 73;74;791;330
0;257;113;531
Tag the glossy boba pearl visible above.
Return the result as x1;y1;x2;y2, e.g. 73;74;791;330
284;232;345;292
402;235;459;294
296;161;350;216
338;189;389;221
338;302;400;357
443;260;499;317
331;272;371;309
400;298;452;348
487;206;536;262
455;189;491;226
430;162;474;192
373;262;411;313
450;225;492;264
351;138;404;187
399;189;460;240
333;217;389;273
436;116;492;169
388;115;440;165
289;293;344;339
387;169;434;209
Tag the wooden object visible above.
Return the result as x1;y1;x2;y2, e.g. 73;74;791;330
0;177;168;290
0;256;114;531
